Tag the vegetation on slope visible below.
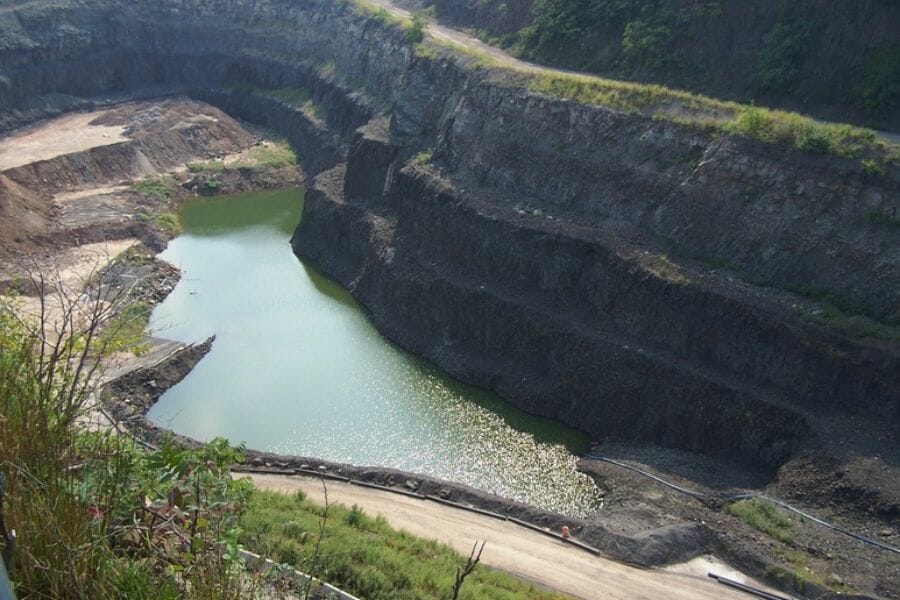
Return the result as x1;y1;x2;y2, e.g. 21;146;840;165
416;0;900;130
345;0;897;167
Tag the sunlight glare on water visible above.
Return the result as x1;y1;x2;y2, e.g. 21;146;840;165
147;189;601;517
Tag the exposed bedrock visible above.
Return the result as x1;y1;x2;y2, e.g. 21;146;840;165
293;144;898;470
1;0;898;471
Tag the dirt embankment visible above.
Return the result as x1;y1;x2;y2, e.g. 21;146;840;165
0;97;301;260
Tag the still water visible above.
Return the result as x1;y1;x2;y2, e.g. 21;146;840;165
148;189;601;516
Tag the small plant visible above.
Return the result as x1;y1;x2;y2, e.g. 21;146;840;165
344;504;364;528
726;499;794;543
861;159;886;177
412;149;434;165
203;177;222;193
131;178;172;201
154;211;182;235
405;12;426;44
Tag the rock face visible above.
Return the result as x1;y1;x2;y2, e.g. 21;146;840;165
0;0;898;474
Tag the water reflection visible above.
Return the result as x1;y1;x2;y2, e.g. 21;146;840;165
148;189;601;516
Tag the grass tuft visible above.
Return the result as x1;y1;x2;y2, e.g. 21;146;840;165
726;499;794;544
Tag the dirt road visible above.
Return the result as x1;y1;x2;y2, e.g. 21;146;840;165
247;473;781;600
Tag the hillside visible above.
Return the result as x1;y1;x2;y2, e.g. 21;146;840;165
407;0;900;130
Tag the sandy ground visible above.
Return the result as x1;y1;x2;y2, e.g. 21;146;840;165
246;473;789;600
1;239;138;343
0;110;128;170
2;238;137;291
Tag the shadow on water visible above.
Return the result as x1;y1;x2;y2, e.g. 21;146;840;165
148;188;600;516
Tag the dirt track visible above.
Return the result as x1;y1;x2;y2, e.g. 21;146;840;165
246;473;782;600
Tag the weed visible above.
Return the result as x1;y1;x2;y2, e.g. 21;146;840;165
406;12;426;44
726;499;794;543
203;177;222;193
131;178;172;201
154;211;182;235
412;149;434;165
0;270;256;598
188;160;226;172
861;159;886;176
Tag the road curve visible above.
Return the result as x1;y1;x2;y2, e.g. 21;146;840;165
246;473;785;600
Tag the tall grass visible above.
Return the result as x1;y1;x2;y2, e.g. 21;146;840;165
241;489;569;600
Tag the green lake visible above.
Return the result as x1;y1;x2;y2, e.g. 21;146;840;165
148;189;601;516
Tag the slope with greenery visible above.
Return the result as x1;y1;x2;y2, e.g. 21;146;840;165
417;0;900;130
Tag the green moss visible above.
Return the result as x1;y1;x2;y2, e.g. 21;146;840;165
726;499;794;544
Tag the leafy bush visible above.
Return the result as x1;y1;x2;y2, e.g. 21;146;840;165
621;19;672;69
753;14;816;93
131;178;172;201
406;12;426;44
855;45;900;117
0;275;255;598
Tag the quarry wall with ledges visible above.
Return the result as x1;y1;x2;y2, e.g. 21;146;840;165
1;0;897;470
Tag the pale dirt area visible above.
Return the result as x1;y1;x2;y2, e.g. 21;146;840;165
0;109;128;170
11;238;137;289
1;239;138;338
245;473;789;600
54;184;130;203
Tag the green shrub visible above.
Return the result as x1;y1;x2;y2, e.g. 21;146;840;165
861;159;886;176
406;12;426;44
855;45;900;117
203;177;222;193
621;19;672;69
753;14;816;93
0;290;254;598
131;178;172;201
154;211;182;235
344;504;365;528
